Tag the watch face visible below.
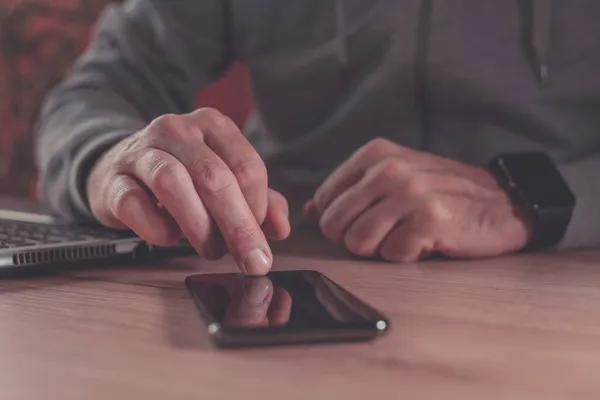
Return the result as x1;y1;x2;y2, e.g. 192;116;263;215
503;153;575;209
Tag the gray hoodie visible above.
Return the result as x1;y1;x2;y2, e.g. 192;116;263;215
36;0;600;249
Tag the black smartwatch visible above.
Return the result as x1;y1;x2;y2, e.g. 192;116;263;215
488;152;575;250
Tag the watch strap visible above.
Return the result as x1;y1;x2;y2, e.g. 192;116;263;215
488;153;575;250
524;206;573;250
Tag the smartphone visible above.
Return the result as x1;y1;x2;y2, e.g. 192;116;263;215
185;270;389;348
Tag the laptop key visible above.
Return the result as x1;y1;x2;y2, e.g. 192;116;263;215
4;238;29;244
74;237;95;242
30;233;46;241
45;236;67;242
9;242;34;247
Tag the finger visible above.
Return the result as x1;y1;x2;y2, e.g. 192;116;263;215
224;276;273;327
174;143;272;275
318;159;421;243
91;187;127;231
88;167;128;230
267;287;292;326
312;156;372;215
379;216;434;262
262;189;291;240
318;171;388;243
149;124;272;274
313;139;401;213
130;149;215;257
104;174;182;246
185;109;269;224
343;197;413;258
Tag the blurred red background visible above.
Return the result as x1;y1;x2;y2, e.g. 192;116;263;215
0;0;252;198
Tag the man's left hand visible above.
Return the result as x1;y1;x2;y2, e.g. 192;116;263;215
305;139;533;262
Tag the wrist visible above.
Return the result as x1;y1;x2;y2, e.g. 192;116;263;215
489;174;535;250
475;166;534;250
506;191;535;250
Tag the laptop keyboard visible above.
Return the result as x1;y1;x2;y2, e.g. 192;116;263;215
0;219;133;249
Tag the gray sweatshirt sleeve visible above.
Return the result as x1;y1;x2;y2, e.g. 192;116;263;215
35;0;233;221
558;158;600;250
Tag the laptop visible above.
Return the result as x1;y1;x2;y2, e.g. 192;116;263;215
0;207;192;272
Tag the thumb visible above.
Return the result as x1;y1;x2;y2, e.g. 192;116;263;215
262;189;291;240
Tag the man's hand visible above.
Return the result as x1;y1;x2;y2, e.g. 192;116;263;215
86;108;291;274
305;138;533;262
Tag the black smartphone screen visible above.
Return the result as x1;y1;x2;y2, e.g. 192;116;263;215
185;270;389;347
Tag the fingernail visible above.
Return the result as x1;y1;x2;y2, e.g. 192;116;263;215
244;249;271;275
243;279;270;304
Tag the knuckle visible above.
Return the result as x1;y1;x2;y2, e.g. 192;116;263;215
228;223;259;247
192;159;235;195
111;185;146;218
197;107;222;119
141;150;186;190
148;114;193;142
361;138;395;157
150;113;182;133
197;107;230;126
231;158;267;189
421;199;451;228
375;157;406;180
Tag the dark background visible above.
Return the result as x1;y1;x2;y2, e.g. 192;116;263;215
0;0;253;198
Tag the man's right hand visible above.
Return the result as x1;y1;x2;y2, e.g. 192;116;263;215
86;108;290;275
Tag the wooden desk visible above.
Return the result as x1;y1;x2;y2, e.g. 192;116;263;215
1;229;600;400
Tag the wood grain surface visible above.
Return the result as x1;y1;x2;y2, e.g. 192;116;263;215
1;228;600;400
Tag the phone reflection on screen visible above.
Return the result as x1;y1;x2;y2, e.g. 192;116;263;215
189;271;376;329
